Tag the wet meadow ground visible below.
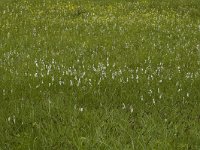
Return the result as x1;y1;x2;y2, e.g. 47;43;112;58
0;0;200;149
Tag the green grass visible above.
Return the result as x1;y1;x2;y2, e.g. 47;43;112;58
0;0;200;149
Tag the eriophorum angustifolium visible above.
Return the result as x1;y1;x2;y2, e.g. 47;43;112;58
0;0;200;149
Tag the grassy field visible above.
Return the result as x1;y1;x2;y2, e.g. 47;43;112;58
0;0;200;149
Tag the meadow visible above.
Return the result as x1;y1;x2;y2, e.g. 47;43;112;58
0;0;200;149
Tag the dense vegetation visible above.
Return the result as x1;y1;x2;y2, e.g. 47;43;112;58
0;0;200;149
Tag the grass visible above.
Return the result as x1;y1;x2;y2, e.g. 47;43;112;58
0;0;200;149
